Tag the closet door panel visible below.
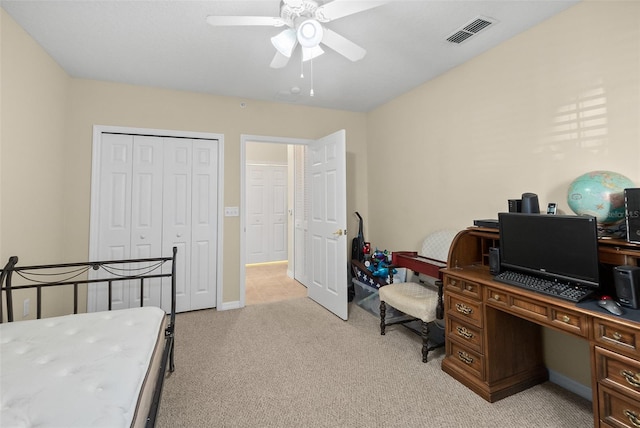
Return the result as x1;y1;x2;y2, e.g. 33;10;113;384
190;141;218;310
163;139;193;313
96;134;133;311
130;136;164;307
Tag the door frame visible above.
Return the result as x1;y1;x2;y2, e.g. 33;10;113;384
240;134;313;308
89;125;225;312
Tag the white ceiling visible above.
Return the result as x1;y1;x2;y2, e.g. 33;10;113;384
2;0;580;112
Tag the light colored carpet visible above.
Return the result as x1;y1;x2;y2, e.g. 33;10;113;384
156;298;592;427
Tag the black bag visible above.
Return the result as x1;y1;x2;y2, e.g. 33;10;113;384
351;212;365;263
349;212;365;302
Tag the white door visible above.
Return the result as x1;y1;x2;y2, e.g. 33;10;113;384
188;140;218;311
130;136;164;308
92;134;164;311
159;137;219;312
307;130;348;320
270;166;288;261
293;146;308;285
90;130;220;313
246;164;288;264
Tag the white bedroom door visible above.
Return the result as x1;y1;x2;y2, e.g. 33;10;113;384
307;130;348;320
90;131;219;313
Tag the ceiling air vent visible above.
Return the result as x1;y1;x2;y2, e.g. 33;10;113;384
446;16;496;44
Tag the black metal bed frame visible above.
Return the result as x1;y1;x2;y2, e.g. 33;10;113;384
0;247;178;428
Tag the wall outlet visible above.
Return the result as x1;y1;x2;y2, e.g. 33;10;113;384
23;298;30;318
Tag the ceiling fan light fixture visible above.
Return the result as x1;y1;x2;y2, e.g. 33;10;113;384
297;19;323;48
302;45;324;62
271;28;297;57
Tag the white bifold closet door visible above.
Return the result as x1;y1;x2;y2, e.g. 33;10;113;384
91;133;218;313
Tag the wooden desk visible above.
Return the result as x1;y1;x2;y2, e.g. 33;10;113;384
441;227;640;428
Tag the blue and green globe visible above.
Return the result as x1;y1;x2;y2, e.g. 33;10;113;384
567;171;635;237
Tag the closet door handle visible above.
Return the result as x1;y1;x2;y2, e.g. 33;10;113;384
177;233;182;238
140;235;146;240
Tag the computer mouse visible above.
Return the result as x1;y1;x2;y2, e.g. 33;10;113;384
598;297;624;315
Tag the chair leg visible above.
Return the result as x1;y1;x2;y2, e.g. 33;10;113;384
421;321;429;363
380;301;386;335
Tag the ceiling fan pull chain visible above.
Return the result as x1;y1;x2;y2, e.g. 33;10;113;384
310;57;315;97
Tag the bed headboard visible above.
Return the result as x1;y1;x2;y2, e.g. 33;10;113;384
0;248;177;323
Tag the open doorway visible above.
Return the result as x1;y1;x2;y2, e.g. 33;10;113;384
241;135;311;306
240;131;348;319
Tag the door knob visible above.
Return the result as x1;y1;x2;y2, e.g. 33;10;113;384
333;229;344;236
140;235;146;239
177;233;182;238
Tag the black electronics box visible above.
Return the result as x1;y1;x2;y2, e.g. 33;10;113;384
474;219;499;229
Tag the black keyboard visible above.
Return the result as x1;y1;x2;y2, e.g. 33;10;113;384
494;270;594;303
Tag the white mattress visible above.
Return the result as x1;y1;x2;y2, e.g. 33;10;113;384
0;306;166;428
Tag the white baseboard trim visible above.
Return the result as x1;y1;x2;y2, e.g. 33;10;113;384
217;300;241;311
548;369;592;401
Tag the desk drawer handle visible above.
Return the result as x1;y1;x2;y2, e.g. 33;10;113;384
455;303;473;315
456;326;474;340
457;351;474;365
624;409;640;428
612;332;623;341
450;279;458;286
621;370;640;388
465;285;473;291
561;315;570;323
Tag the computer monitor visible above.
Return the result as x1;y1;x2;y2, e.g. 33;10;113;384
498;213;600;289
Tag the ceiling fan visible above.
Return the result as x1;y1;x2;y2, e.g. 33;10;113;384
206;0;388;69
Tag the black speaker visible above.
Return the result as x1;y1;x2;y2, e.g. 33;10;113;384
508;199;521;213
625;188;640;244
489;247;501;276
613;265;640;309
521;192;540;214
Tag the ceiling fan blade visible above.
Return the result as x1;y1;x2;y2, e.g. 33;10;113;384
270;51;292;69
321;28;366;62
315;0;389;22
206;15;285;27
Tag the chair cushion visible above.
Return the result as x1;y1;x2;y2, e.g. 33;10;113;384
379;282;439;322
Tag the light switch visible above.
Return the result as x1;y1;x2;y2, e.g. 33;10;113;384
224;206;239;217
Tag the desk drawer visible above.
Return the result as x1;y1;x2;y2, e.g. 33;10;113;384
447;317;483;353
486;286;508;307
503;293;589;338
599;385;640;428
596;346;640;399
444;276;481;300
446;340;484;381
594;318;640;356
446;293;482;328
550;307;589;338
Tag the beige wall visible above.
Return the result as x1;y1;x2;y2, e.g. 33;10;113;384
1;10;70;263
367;1;639;250
246;141;288;164
2;1;639;388
366;1;640;387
